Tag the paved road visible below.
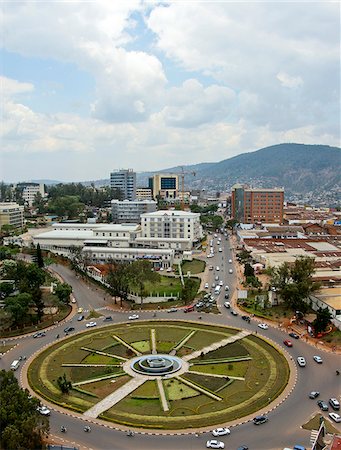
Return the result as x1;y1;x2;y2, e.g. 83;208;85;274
1;237;340;450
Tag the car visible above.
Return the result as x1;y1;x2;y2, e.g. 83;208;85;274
209;265;214;270
225;285;229;291
253;415;268;425
224;293;229;299
77;314;84;321
37;406;51;416
184;305;195;313
86;321;97;328
317;400;329;411
329;398;340;410
258;323;268;330
159;267;164;271
229;269;233;274
212;427;230;437
167;307;178;313
128;314;139;320
289;332;299;339
237;447;249;450
230;309;238;316
64;326;75;333
103;316;113;321
77;307;83;313
166;267;172;272
224;301;231;308
206;440;225;449
241;315;251;323
212;283;216;288
313;355;323;364
205;283;209;289
218;248;222;252
219;280;223;286
309;391;320;399
228;259;232;264
283;340;293;347
33;331;46;338
71;298;76;303
216;266;220;271
297;357;306;367
196;302;204;309
215;275;219;281
329;412;341;423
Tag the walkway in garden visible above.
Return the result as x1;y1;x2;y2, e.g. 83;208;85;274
157;379;169;411
182;329;251;362
83;376;145;418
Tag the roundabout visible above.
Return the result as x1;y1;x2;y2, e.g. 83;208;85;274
27;320;290;431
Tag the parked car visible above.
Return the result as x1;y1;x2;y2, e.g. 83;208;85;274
313;355;323;364
283;340;293;347
206;440;224;449
103;316;113;321
329;412;341;423
317;400;329;411
329;398;340;410
309;391;320;399
128;314;139;320
241;315;251;323
212;427;230;437
37;406;51;416
253;415;268;425
64;326;75;333
289;332;299;339
86;321;97;328
297;357;306;367
205;283;209;289
224;301;231;308
258;323;268;330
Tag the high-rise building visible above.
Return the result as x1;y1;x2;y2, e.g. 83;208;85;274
231;184;284;224
110;169;136;201
148;174;179;200
16;182;45;207
0;202;24;230
111;199;157;223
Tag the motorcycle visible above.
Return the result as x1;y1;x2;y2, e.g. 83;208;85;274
126;430;134;437
61;426;67;433
84;426;91;432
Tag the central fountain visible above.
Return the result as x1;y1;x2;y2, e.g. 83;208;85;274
131;354;183;376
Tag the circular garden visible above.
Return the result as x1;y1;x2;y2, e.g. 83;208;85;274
28;321;290;430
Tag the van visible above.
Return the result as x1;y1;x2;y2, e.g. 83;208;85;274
329;398;340;410
11;360;20;371
214;285;221;295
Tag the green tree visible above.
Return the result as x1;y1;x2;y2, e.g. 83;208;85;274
312;307;332;335
244;263;254;278
0;370;49;450
33;243;44;268
181;278;198;304
226;218;238;230
271;256;320;313
57;373;72;394
4;293;32;326
54;283;72;304
32;192;45;214
129;260;159;308
48;195;85;218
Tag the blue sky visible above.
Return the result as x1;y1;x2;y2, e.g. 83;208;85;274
1;1;339;182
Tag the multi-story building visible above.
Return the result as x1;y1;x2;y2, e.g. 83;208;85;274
16;182;45;207
148;174;179;200
110;169;136;201
231;184;284;224
111;199;157;223
0;202;25;230
136;188;153;201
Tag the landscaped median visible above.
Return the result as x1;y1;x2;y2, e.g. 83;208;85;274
27;320;290;430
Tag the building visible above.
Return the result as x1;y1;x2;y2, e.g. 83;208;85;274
136;188;153;201
111;199;157;223
0;202;24;230
148;174;179;200
231;184;284;224
110;169;136;201
16;182;45;207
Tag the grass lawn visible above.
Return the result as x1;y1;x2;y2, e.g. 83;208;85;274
143;275;182;296
132;380;159;398
86;309;103;319
0;343;15;354
182;259;206;274
183;372;230;392
192;342;249;361
164;379;199;400
191;361;249;377
321;329;341;346
131;340;150;353
302;414;339;434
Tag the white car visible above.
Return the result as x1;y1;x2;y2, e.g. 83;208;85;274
218;248;222;252
128;314;139;320
166;267;172;272
297;357;306;367
216;266;220;271
212;427;230;437
313;355;323;364
224;302;231;308
228;259;232;264
225;285;229;291
86;321;97;328
229;269;233;274
37;406;51;416
258;323;268;330
206;440;225;449
219;280;223;286
329;412;341;423
205;283;209;289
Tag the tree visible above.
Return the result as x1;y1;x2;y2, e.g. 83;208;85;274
181;278;198;305
57;373;72;394
226;218;238;230
271;256;320;313
35;244;44;268
4;293;32;326
32;192;45;214
312;307;332;335
244;263;254;278
0;370;49;449
54;283;72;304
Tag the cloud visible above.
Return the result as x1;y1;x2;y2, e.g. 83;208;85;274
1;76;34;98
276;72;303;88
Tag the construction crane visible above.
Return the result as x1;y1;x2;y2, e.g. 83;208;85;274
179;167;196;210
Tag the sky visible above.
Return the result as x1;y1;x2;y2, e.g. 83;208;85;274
1;1;340;183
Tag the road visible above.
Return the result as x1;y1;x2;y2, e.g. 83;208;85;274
1;237;340;450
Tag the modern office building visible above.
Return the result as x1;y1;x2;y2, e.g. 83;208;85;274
110;169;136;201
231;184;284;224
0;202;25;230
16;182;45;207
136;188;153;201
148;174;179;200
111;199;157;223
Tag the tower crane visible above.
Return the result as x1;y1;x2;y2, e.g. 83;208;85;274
179;167;196;210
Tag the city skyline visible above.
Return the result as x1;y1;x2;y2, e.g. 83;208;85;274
1;1;340;182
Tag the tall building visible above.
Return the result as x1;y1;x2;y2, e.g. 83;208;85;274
148;174;179;200
231;184;284;224
0;202;24;230
16;182;45;207
110;169;136;201
136;188;153;201
111;199;157;223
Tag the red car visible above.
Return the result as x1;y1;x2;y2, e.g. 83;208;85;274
184;305;195;313
283;340;293;347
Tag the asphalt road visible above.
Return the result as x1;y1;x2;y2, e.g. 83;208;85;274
1;237;340;450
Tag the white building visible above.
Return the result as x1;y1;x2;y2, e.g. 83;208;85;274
0;202;24;230
16;183;45;207
111;199;156;223
110;169;136;201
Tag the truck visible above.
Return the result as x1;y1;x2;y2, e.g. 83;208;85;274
10;360;20;371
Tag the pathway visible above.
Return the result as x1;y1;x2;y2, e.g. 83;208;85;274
156;378;169;412
112;334;141;356
83;377;146;418
182;330;251;362
151;329;157;354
